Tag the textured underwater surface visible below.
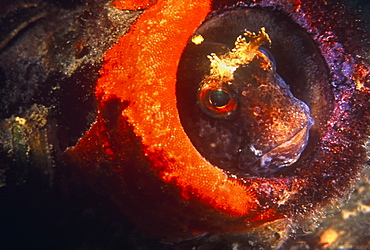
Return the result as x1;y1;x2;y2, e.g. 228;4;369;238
0;0;369;249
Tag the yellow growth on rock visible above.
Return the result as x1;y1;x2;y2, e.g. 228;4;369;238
205;27;271;85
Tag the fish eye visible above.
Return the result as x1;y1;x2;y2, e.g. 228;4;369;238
209;89;231;107
198;86;238;118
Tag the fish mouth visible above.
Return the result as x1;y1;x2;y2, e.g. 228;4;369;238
239;117;314;176
260;120;313;168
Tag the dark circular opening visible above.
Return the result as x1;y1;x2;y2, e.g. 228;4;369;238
176;7;333;177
